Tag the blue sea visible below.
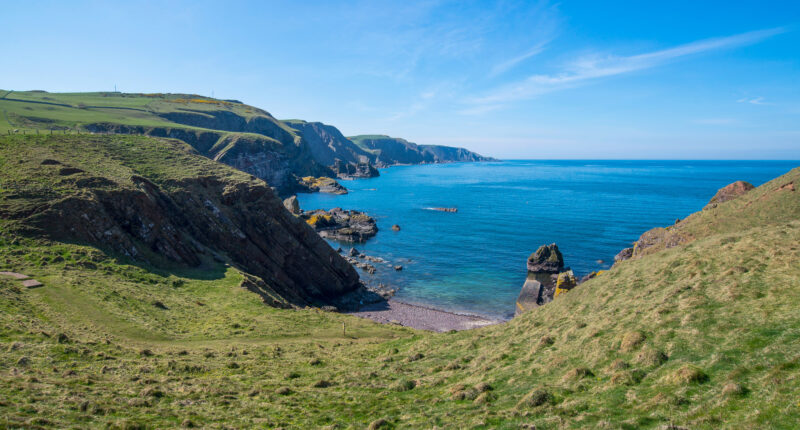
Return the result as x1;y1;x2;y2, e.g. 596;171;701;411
297;160;798;320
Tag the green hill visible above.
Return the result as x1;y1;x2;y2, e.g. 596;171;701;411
1;133;798;428
1;91;493;195
0;90;331;194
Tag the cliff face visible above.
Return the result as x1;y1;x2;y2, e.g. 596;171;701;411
0;135;361;306
83;123;332;194
419;145;494;162
284;120;373;166
349;135;493;166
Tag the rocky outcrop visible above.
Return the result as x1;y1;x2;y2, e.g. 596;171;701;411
516;244;570;315
613;180;760;267
302;208;378;243
283;195;300;215
298;176;348;194
332;159;380;179
704;180;754;210
614;247;633;263
527;243;564;273
3;135;361;307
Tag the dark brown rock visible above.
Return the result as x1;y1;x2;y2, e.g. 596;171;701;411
614;247;633;263
527;243;564;273
13;167;360;307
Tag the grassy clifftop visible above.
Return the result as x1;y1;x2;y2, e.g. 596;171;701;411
0;132;798;428
0;91;331;193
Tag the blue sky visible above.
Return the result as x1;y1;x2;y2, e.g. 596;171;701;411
2;0;799;159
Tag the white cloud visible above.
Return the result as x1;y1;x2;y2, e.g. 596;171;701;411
489;40;550;77
466;27;787;109
737;96;769;105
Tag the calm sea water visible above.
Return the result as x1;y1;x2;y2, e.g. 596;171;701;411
297;160;797;320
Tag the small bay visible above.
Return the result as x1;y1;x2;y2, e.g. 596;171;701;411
298;160;797;320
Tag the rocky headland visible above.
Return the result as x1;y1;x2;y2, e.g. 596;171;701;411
613;179;761;265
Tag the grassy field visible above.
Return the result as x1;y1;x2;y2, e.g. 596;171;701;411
0;90;298;149
1;133;799;428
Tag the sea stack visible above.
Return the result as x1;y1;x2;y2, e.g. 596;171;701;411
516;243;578;315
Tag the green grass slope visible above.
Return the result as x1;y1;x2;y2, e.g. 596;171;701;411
1;135;798;428
0;90;331;192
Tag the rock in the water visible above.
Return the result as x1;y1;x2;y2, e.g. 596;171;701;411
302;208;378;242
704;180;754;209
614;247;633;263
527;243;564;273
299;176;348;195
391;224;401;231
394;265;403;271
349;247;360;257
282;195;300;215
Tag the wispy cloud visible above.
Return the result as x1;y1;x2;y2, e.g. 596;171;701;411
737;96;769;105
465;27;787;111
489;40;550;77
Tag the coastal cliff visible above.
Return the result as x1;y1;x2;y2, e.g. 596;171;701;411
349;134;493;166
0;134;361;306
1;92;493;195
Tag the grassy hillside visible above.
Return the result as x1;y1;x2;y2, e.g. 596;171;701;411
0;90;331;193
1;133;798;428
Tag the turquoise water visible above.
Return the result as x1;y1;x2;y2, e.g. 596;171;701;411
297;160;797;320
